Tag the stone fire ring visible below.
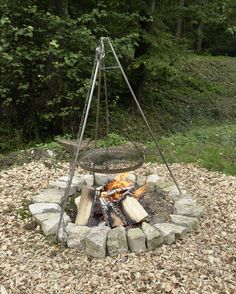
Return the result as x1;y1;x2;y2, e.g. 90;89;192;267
29;173;203;258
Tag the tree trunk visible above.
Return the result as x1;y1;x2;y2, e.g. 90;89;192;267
196;19;204;52
133;0;156;100
196;0;207;52
49;0;68;17
175;0;185;40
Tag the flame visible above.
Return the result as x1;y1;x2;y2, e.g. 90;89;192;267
132;184;149;199
114;173;129;182
101;173;148;201
103;173;133;201
104;173;132;191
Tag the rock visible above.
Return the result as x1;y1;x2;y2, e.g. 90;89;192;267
146;174;161;192
29;203;61;215
107;226;128;256
82;175;94;187
57;175;81;185
154;223;175;244
76;177;86;192
174;198;203;218
31;189;65;205
57;222;75;242
155;180;173;193
95;173;108;186
85;226;110;258
164;186;188;202
142;222;163;250
127;228;146;252
149;214;166;225
47;149;56;158
136;175;147;187
67;225;91;250
56;175;86;192
155;180;188;201
154;223;188;244
48;180;77;195
34;212;71;236
170;214;199;232
126;173;136;183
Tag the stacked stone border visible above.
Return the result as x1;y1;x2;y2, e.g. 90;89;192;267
29;173;203;258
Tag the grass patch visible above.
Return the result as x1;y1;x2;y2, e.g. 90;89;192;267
147;123;236;175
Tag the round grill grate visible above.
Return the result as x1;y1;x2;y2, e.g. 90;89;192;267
78;147;145;174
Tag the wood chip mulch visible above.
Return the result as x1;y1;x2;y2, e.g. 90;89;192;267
0;161;235;293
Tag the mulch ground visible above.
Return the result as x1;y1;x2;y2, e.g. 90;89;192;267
0;161;235;293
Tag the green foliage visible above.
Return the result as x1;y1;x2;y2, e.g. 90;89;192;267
0;0;236;154
0;0;144;145
97;132;127;147
18;199;31;219
34;141;63;153
0;1;96;140
144;55;236;133
147;123;236;175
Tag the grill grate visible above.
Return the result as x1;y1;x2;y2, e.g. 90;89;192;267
78;147;145;173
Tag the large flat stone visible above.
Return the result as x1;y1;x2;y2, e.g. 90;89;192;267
107;226;128;256
31;189;65;205
67;225;91;250
161;185;187;201
82;175;94;187
136;175;147;187
57;222;75;242
170;214;199;232
57;175;81;185
141;222;163;250
155;180;174;193
127;228;146;252
146;174;161;192
85;226;110;258
34;212;71;236
174;198;203;218
48;180;77;195
56;175;85;192
95;173;108;186
29;203;61;215
154;223;175;244
154;222;187;244
125;173;136;183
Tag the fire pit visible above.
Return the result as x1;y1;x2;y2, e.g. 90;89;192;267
29;171;203;258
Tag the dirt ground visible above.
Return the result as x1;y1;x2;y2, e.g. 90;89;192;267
0;161;235;293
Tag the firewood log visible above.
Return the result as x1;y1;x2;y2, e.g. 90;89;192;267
75;186;95;225
107;208;124;228
119;195;148;224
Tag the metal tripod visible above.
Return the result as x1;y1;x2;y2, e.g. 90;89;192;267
56;37;181;243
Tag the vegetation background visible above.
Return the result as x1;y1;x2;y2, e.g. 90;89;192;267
0;0;235;174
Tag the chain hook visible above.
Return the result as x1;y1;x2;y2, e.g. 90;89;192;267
96;37;105;60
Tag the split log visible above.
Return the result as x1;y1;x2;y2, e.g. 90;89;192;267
75;186;95;225
100;197;124;228
119;195;148;224
107;208;124;228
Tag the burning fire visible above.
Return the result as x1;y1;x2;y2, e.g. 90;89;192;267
101;173;148;201
133;184;148;199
